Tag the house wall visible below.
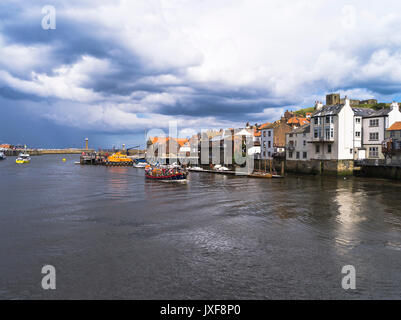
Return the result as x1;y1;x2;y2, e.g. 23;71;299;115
286;131;311;161
337;102;355;160
260;129;274;159
309;114;339;160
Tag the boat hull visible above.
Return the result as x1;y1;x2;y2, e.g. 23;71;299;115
16;159;30;164
145;173;187;181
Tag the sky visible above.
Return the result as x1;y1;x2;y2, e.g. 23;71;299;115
1;0;401;148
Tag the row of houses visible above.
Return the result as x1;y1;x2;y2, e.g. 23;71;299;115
146;110;311;166
284;95;401;174
146;93;401;173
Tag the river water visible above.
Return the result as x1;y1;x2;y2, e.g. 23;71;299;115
0;154;401;299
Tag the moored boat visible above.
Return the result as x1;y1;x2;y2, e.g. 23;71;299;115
133;159;148;168
145;164;188;181
16;153;31;164
0;152;5;160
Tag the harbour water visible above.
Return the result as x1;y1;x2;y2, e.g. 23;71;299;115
1;154;401;299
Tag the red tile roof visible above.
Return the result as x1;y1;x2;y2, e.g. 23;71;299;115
388;122;401;131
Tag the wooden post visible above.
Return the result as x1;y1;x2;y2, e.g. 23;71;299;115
269;159;272;173
281;160;284;176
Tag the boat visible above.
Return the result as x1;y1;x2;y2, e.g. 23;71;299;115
133;159;148;168
133;162;148;168
189;166;204;171
105;152;133;166
248;172;273;178
16;153;31;164
145;164;188;181
0;152;5;160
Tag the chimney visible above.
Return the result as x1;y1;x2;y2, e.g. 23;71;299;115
344;96;350;106
391;101;399;111
315;101;323;110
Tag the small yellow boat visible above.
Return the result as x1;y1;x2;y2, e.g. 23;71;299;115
16;153;31;164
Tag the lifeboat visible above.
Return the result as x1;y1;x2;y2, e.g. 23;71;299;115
106;152;133;166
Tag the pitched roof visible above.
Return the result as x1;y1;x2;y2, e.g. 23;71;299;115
364;108;391;118
387;121;401;131
150;137;188;146
287;117;310;126
289;123;310;134
258;122;271;130
352;107;375;117
312;104;344;117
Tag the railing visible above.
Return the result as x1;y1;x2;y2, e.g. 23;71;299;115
309;136;335;142
286;144;295;151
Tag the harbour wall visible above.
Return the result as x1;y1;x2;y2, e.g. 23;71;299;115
3;149;94;156
355;165;401;180
285;159;354;175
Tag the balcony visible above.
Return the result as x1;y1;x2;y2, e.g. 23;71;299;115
309;136;335;143
286;144;295;151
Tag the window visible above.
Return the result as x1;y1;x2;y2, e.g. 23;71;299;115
314;128;321;139
355;118;361;123
369;132;379;141
303;152;307;159
325;116;330;124
263;151;266;157
369;147;379;158
327;144;332;153
330;127;334;138
263;141;266;148
268;141;271;148
325;127;330;140
303;140;306;146
268;151;271;157
390;131;395;137
315;145;320;153
369;119;379;127
350;148;353;154
289;133;293;137
288;151;293;158
296;152;300;159
263;131;266;137
314;117;319;125
268;131;271;137
355;131;361;137
303;133;306;137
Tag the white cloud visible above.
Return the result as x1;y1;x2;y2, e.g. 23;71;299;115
3;0;401;136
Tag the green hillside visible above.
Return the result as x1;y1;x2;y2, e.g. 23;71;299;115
293;107;314;116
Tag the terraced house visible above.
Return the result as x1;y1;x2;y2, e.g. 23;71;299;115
361;102;401;159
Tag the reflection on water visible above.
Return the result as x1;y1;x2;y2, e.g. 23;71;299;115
0;155;401;299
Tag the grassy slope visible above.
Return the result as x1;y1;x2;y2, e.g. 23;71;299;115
293;102;397;116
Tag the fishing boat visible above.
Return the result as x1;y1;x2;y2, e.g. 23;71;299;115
145;164;188;181
0;152;5;160
16;152;31;164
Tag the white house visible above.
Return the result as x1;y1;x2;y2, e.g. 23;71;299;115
309;99;356;160
361;102;401;159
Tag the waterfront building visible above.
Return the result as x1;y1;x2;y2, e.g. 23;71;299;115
286;124;311;161
361;102;401;159
382;121;401;164
309;98;356;161
260;118;292;160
